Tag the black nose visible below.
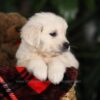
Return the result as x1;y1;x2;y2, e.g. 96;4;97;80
63;42;70;50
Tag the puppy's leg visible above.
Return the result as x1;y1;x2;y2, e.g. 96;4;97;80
48;58;66;84
60;51;79;69
48;52;79;84
27;57;47;81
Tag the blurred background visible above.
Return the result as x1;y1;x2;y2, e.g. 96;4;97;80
0;0;100;100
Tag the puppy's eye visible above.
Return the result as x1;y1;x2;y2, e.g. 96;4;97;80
49;32;57;37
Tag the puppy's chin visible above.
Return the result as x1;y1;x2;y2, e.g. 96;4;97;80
37;46;70;57
42;50;67;57
53;45;70;54
42;48;70;57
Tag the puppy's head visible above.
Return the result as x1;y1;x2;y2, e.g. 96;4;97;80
21;12;69;55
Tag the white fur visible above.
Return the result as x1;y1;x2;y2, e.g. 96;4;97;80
16;12;79;84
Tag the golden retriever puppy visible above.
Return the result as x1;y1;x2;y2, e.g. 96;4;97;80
16;12;79;84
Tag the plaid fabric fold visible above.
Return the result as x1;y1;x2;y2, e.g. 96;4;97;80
16;67;51;94
0;66;78;100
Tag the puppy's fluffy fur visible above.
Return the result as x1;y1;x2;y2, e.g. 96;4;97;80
16;12;79;84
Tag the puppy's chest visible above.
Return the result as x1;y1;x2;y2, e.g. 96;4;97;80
42;55;53;64
39;53;54;64
36;51;57;64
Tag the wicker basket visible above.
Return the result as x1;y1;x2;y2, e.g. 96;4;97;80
61;86;76;100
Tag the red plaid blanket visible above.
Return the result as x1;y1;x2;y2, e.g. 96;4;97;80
0;66;77;100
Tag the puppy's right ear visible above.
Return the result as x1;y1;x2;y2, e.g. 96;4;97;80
21;23;43;46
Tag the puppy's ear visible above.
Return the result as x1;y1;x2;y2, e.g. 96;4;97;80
21;23;43;47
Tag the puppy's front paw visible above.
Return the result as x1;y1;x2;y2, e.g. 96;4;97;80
33;66;47;81
48;61;66;84
72;59;79;69
48;71;64;84
62;52;79;69
27;60;47;81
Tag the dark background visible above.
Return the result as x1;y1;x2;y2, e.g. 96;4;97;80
0;0;100;100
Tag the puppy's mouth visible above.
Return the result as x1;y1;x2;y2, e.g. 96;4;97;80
50;49;67;56
61;47;70;52
36;45;70;57
48;46;70;56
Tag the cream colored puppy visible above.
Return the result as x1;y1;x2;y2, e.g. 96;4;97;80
16;12;79;84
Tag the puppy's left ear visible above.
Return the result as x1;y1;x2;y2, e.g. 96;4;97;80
21;23;43;47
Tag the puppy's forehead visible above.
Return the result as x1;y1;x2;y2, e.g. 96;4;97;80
31;12;68;29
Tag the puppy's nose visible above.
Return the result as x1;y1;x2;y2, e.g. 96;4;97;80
63;42;70;50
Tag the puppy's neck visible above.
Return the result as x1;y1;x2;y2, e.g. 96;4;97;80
36;50;59;63
37;50;58;57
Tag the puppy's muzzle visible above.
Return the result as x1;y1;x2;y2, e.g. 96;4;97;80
62;42;70;51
